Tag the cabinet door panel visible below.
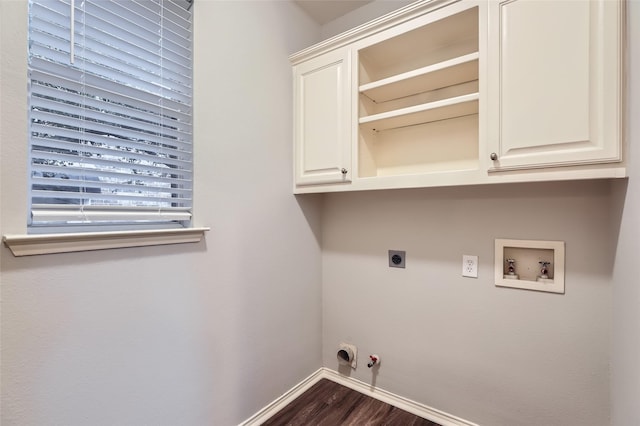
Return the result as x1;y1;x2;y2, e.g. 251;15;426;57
294;49;351;186
488;0;622;171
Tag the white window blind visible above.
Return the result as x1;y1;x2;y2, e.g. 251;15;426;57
28;0;193;233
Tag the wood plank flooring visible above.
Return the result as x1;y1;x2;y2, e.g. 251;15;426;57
262;378;441;426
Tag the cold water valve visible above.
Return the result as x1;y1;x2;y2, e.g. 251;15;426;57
367;354;380;368
539;261;551;279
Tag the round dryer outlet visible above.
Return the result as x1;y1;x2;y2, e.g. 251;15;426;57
337;342;357;369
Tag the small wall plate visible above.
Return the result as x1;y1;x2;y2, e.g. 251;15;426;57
388;250;406;268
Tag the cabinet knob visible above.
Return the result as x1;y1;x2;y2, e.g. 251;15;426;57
341;168;348;175
490;152;498;161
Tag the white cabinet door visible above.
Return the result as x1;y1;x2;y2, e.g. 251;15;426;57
487;0;623;172
293;48;352;186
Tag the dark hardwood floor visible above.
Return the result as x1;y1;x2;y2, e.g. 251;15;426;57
262;378;441;426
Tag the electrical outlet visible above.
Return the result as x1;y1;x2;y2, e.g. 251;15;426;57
462;255;478;278
388;250;406;268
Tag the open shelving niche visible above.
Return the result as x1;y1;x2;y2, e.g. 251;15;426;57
357;6;480;179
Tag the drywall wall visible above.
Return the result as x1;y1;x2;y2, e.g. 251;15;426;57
0;1;323;425
611;1;640;424
322;180;616;426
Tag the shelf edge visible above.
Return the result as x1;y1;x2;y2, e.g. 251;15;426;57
359;52;479;93
360;92;479;125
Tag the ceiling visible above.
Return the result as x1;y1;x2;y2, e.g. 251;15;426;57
293;0;374;25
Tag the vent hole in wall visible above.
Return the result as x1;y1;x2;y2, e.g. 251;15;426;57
337;343;356;368
337;349;351;363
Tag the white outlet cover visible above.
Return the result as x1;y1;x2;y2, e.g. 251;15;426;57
462;255;478;278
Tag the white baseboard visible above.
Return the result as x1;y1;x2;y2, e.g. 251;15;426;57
238;368;325;426
239;367;478;426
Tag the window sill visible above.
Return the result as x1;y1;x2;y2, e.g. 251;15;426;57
2;227;210;257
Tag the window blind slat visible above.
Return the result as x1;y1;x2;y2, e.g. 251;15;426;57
30;54;192;107
164;0;192;21
30;162;192;190
31;163;192;188
31;95;193;142
31;121;192;156
80;12;192;70
75;46;192;94
113;0;192;40
30;139;193;174
33;1;194;63
30;1;69;21
31;176;192;196
80;27;192;79
32;189;191;205
83;3;192;53
30;17;69;41
30;110;192;153
28;0;193;230
30;69;192;118
29;150;190;180
31;207;192;223
69;25;192;83
31;123;192;158
30;78;192;132
31;205;192;223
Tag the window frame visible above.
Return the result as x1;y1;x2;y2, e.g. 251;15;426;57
28;0;195;232
0;0;207;257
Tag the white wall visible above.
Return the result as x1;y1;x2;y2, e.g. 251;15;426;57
322;181;615;426
319;1;639;425
0;1;323;425
611;1;640;424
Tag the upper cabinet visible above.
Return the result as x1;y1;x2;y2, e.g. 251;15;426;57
487;0;624;173
291;0;626;194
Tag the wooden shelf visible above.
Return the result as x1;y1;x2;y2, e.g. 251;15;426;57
359;92;479;132
359;53;479;103
358;6;479;84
